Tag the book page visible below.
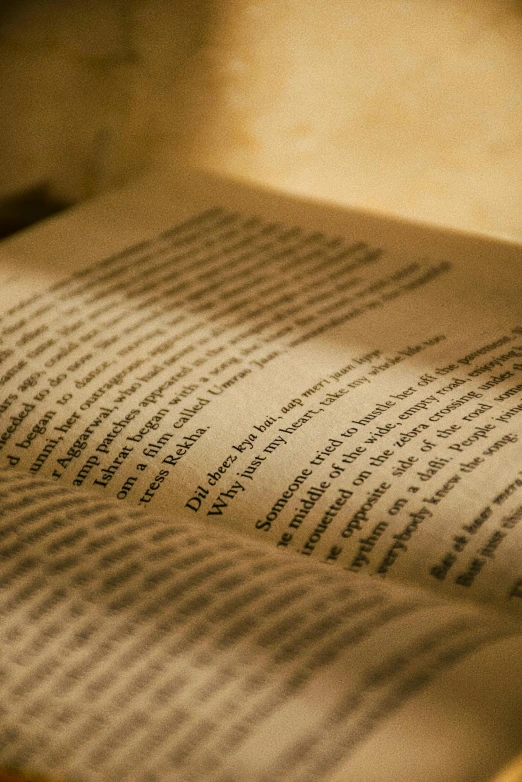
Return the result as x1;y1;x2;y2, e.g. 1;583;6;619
0;167;522;615
0;471;521;782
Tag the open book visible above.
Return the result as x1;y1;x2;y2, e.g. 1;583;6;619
1;167;522;782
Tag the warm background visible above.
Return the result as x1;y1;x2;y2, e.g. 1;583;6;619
0;0;521;239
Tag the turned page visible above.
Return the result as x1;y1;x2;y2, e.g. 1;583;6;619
0;166;522;614
1;471;522;782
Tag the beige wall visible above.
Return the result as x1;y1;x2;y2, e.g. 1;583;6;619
1;0;521;239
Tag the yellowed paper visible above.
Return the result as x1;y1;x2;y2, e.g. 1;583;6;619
0;167;521;617
0;471;521;782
